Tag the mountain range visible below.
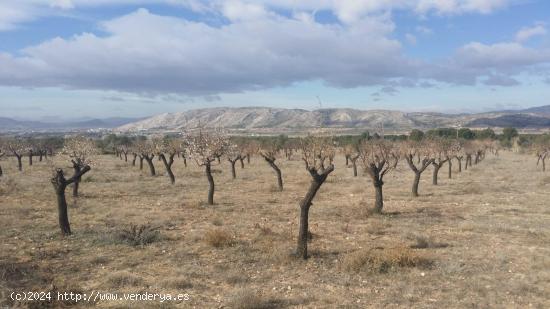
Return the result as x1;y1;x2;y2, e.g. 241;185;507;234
116;105;550;134
2;106;549;134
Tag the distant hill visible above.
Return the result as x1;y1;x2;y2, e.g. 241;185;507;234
116;105;550;134
3;105;549;134
0;117;143;132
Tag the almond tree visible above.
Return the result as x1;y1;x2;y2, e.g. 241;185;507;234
259;145;284;191
119;145;130;162
155;137;180;184
296;136;335;259
359;140;399;214
51;166;91;236
534;142;549;172
447;141;462;179
62;136;98;197
244;141;259;165
403;141;435;197
6;139;27;172
343;144;360;177
226;143;243;179
431;139;450;185
188;130;230;205
135;140;156;176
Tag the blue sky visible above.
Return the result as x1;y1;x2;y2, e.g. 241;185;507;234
0;0;549;120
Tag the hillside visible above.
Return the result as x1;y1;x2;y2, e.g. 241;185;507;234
116;105;550;134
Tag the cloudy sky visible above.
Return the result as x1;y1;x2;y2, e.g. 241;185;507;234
1;0;549;120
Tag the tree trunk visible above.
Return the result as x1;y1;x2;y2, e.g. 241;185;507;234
230;160;237;179
351;159;358;177
51;166;90;236
144;156;156;176
543;156;547;172
373;180;384;214
28;151;33;166
457;157;462;173
264;157;283;191
239;157;245;169
183;157;187;167
159;154;175;184
412;172;421;197
139;156;144;170
124;153;128;162
247;154;250;164
0;164;3;177
432;164;440;185
132;154;137;166
39;151;43;162
57;185;71;235
345;155;349;166
296;179;322;259
206;163;215;205
448;159;452;179
72;164;81;197
16;155;22;172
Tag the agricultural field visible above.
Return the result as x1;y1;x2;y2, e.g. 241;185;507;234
1;148;549;308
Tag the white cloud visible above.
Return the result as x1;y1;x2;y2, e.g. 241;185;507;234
0;9;415;95
515;24;547;42
455;42;550;68
221;1;268;21
0;2;548;96
0;0;517;31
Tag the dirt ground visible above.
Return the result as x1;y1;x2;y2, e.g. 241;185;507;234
1;151;549;308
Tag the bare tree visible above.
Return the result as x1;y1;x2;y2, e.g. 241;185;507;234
259;145;284;191
359;140;399;214
534;142;549;172
403;141;435;197
296;136;335;259
155;137;180;184
119;145;130;162
51;166;91;236
343;144;360;176
6;139;27;172
225;143;243;179
135;140;156;176
188;130;230;205
62;136;98;197
431;139;450;186
447;141;462;179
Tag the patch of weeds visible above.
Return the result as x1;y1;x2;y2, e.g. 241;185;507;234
341;246;433;273
227;289;280;309
204;229;235;248
115;224;161;247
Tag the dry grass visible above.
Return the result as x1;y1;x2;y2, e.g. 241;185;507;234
203;228;235;248
115;223;161;247
341;246;433;273
1;152;549;308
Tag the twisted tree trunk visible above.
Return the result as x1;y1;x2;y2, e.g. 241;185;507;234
228;158;238;179
159;153;176;184
143;154;156;176
51;166;91;235
205;162;215;205
350;155;359;177
262;155;283;191
72;163;81;197
296;165;334;259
